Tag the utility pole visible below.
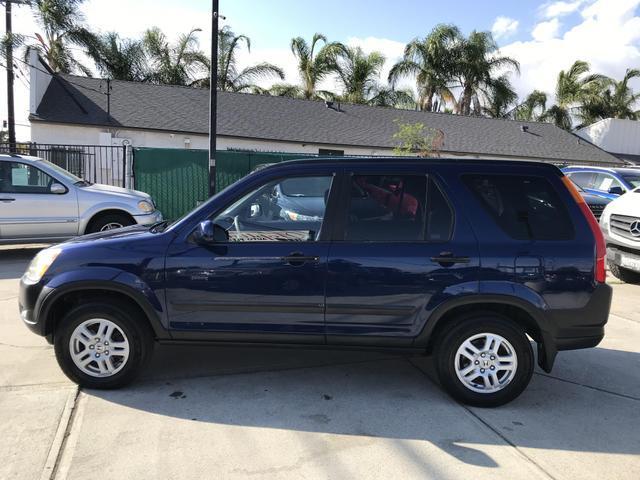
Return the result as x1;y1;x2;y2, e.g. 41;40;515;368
208;0;219;196
4;0;16;151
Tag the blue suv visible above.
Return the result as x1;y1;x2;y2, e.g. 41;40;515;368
19;158;611;407
562;166;640;200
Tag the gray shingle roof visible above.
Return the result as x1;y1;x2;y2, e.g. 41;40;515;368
33;73;622;165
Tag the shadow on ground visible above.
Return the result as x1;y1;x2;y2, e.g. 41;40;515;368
83;342;640;470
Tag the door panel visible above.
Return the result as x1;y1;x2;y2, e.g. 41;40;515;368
325;172;480;344
164;173;337;342
0;161;78;240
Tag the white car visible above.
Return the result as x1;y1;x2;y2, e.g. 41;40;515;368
1;154;162;245
600;187;640;283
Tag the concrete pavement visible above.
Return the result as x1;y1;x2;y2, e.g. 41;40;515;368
1;247;638;480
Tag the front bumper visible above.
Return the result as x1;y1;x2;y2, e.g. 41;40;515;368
19;276;47;336
606;243;640;273
132;210;163;226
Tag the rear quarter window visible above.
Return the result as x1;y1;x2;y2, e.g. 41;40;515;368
463;174;574;241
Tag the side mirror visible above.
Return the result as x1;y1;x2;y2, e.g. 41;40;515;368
50;183;66;194
194;220;228;244
608;186;625;195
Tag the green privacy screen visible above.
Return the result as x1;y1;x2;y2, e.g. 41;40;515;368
133;148;315;220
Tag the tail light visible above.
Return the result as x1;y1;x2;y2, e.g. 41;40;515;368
561;176;606;283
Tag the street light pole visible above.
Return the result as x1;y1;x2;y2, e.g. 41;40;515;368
4;0;17;151
208;0;219;196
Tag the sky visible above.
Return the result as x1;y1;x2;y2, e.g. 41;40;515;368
2;0;640;139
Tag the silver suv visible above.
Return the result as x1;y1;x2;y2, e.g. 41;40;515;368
0;154;162;244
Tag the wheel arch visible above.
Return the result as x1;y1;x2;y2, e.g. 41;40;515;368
83;209;136;234
39;281;168;341
417;295;556;372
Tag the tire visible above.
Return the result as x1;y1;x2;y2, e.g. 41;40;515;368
54;301;154;389
435;313;534;407
86;212;134;234
608;261;640;284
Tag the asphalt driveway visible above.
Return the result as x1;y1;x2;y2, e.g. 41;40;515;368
1;246;638;480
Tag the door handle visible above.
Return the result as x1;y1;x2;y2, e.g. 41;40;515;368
281;252;319;266
430;251;470;267
0;198;16;202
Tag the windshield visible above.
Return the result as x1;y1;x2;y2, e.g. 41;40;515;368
622;174;640;189
38;160;83;184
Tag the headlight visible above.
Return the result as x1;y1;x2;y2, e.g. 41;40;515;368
23;248;61;284
137;200;154;213
282;209;322;222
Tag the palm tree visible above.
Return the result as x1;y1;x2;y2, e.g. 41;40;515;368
513;90;548;121
142;27;209;86
24;0;96;75
578;68;640;125
84;32;147;81
332;46;386;104
290;33;344;99
542;60;609;130
482;75;518;118
206;26;284;92
453;30;520;116
388;24;459;111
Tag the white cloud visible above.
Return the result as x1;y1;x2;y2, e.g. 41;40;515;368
532;18;561;41
501;0;640;104
492;16;520;39
541;0;587;18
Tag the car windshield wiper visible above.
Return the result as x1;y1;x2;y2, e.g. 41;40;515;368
74;179;92;186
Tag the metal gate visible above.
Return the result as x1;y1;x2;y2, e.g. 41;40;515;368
0;142;128;187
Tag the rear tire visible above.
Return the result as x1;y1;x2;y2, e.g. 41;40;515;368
54;301;153;389
86;212;134;234
608;261;640;284
435;313;534;407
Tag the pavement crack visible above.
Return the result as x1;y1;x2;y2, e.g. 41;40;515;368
41;387;80;480
0;341;51;350
533;372;640;402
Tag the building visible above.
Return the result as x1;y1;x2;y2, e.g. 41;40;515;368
576;118;640;165
28;54;622;166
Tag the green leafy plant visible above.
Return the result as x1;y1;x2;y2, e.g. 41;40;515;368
392;121;443;157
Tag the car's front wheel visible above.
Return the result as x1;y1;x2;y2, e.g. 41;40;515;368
54;301;153;389
86;212;134;234
435;313;534;407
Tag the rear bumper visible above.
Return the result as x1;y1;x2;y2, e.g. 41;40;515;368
537;282;612;372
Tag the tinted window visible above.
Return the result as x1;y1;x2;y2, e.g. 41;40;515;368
343;174;452;242
566;171;593;188
464;174;574;241
212;175;332;242
0;162;56;194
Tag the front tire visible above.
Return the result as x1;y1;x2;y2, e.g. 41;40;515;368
54;302;153;389
608;261;640;284
86;212;134;234
435;314;534;407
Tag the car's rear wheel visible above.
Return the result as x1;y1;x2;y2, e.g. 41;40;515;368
86;212;134;234
435;313;534;407
608;261;640;284
54;302;153;389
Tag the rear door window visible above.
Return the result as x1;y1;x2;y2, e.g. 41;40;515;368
343;174;453;242
463;174;574;240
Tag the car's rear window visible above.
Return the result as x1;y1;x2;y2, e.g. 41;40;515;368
463;174;574;241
